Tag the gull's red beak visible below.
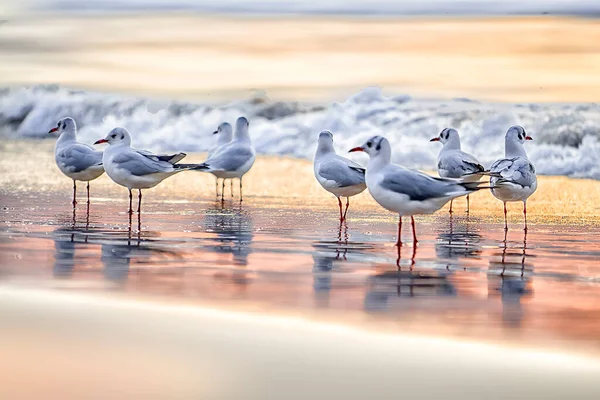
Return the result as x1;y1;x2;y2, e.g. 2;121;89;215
348;146;364;153
48;127;58;134
525;136;533;141
94;138;108;145
430;137;440;142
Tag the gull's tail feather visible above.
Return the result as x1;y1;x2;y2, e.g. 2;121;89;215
458;181;494;192
158;152;187;164
461;170;501;180
173;163;210;171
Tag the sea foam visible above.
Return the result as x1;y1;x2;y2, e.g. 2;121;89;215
1;85;599;179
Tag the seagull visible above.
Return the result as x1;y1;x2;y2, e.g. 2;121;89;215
349;135;485;246
430;128;485;213
94;127;201;214
314;131;366;221
490;126;537;231
197;117;256;201
50;117;104;206
207;122;233;197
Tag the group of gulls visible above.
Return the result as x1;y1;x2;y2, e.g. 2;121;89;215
52;116;537;246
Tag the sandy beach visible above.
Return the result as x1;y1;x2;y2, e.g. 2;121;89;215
2;139;600;397
1;15;600;102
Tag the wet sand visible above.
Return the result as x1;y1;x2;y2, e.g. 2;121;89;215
2;15;600;102
2;140;600;397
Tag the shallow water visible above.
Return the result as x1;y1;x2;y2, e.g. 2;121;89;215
2;187;600;352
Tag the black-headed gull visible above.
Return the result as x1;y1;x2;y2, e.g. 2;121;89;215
490;126;537;231
208;122;233;197
349;135;484;246
50;117;104;206
430;128;485;213
198;117;255;201
94;127;201;214
314;131;366;221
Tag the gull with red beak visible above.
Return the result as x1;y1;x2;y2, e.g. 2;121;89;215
314;131;366;221
207;122;233;197
430;128;486;213
94;127;202;214
50;117;104;206
349;136;485;246
490;125;537;231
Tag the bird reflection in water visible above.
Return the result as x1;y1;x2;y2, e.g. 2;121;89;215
488;229;533;327
203;201;254;292
435;214;483;265
311;221;349;307
52;203;92;278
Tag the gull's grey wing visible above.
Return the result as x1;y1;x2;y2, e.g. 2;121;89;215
491;157;536;188
56;143;103;173
135;149;187;164
381;166;462;201
439;151;484;178
205;145;254;171
112;151;174;176
318;157;365;187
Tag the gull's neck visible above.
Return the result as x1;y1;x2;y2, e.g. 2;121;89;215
216;132;232;146
441;137;461;152
56;129;77;147
505;138;528;158
234;128;251;144
315;141;335;160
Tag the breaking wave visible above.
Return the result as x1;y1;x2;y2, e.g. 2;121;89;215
1;85;599;179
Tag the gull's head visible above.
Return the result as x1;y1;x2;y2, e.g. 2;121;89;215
236;116;249;132
49;117;76;135
213;122;232;135
94;127;131;146
349;135;389;158
506;125;532;144
316;130;335;153
430;128;459;145
318;130;334;143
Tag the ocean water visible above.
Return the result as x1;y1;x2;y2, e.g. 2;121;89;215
1;85;599;179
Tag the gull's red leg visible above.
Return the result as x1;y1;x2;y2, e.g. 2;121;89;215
72;180;77;206
449;199;453;214
466;195;470;213
128;189;133;214
396;215;403;247
337;197;343;221
137;190;142;214
342;197;350;220
411;216;418;244
86;182;90;204
523;201;528;232
503;202;508;231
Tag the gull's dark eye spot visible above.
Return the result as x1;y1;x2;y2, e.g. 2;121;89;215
111;134;116;139
366;141;372;148
120;135;124;139
62;122;66;129
376;144;381;151
518;134;523;140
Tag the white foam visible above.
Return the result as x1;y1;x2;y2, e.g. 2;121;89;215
2;85;599;179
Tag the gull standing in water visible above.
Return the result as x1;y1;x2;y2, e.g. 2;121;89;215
490;126;537;231
207;122;233;197
314;131;366;221
198;117;255;201
430;128;485;213
51;117;104;206
94;127;201;214
349;136;485;246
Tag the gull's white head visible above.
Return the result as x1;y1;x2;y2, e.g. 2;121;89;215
504;125;532;158
49;117;77;136
94;127;132;147
349;135;391;163
316;131;335;155
430;128;460;148
234;116;250;141
214;122;233;144
506;125;532;144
